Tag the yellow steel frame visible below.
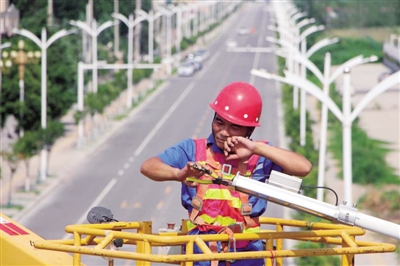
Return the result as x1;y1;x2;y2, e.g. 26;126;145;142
32;217;396;266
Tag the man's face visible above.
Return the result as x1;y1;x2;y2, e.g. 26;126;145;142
212;114;248;149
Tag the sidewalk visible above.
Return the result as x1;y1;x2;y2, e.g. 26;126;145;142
307;63;399;265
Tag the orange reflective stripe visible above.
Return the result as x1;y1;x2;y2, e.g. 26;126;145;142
190;139;265;230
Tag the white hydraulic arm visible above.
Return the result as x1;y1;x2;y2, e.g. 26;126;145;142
230;170;400;240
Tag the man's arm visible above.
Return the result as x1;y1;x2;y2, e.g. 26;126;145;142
224;136;312;177
253;142;311;177
140;157;203;186
140;157;180;182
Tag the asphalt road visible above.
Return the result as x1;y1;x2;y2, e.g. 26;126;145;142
18;2;285;265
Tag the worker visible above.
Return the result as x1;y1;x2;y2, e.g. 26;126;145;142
140;81;312;265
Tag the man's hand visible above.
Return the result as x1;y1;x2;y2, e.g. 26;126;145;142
223;136;256;160
176;162;206;187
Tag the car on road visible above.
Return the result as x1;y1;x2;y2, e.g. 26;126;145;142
185;58;202;71
226;39;237;48
237;27;250;36
178;61;196;77
192;49;209;63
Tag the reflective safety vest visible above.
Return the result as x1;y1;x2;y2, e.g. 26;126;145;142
187;138;262;237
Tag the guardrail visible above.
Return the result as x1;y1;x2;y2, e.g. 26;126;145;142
32;217;396;266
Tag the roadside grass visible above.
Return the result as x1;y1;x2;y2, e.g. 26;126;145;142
323;27;400;43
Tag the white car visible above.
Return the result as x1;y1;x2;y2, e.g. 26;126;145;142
193;49;209;63
178;62;196;77
226;40;237;48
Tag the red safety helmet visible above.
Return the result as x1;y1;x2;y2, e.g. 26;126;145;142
209;82;262;127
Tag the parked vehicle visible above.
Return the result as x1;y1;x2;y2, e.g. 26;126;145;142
178;61;196;77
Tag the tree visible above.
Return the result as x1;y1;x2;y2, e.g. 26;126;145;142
37;121;64;176
13;131;41;191
1;150;20;207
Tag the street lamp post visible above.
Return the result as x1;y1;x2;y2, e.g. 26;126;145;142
112;13;146;108
135;9;163;64
156;5;179;75
0;42;12;94
4;40;41;137
257;52;377;202
251;58;396;205
267;36;339;146
70;19;117;94
13;27;77;182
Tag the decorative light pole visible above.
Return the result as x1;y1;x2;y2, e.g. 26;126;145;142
0;42;12;93
251;57;397;205
156;5;179;75
135;9;163;64
112;12;146;107
13;27;77;181
267;35;339;146
70;19;117;94
4;40;41;137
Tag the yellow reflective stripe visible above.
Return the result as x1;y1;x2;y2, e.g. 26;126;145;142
187;214;237;229
244;226;260;233
204;189;241;209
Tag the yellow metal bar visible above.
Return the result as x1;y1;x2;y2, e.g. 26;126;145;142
33;240;396;263
275;223;284;266
341;232;355;266
265;237;274;266
185;240;194;266
136;221;152;266
73;231;81;266
27;217;397;265
341;231;358;248
95;233;114;249
194;237;213;254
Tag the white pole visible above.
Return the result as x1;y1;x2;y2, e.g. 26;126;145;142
77;62;84;149
13;27;76;182
316;53;331;202
176;7;182;54
342;67;353;204
149;11;154;63
300;38;307;146
19;79;24;137
167;13;172;75
127;14;134;107
92;19;98;93
40;28;47;182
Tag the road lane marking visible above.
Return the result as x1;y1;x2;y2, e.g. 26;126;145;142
129;157;134;162
156;201;164;210
63;178;118;239
124;163;129;169
118;170;124;176
164;186;172;194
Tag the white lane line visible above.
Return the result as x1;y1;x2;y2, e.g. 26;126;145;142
118;169;124;176
134;82;195;157
63;178;118;239
124;163;130;169
133;50;222;158
249;5;269;85
129;157;134;162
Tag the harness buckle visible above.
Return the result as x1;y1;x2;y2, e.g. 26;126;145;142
221;164;232;176
241;203;252;216
191;196;203;211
